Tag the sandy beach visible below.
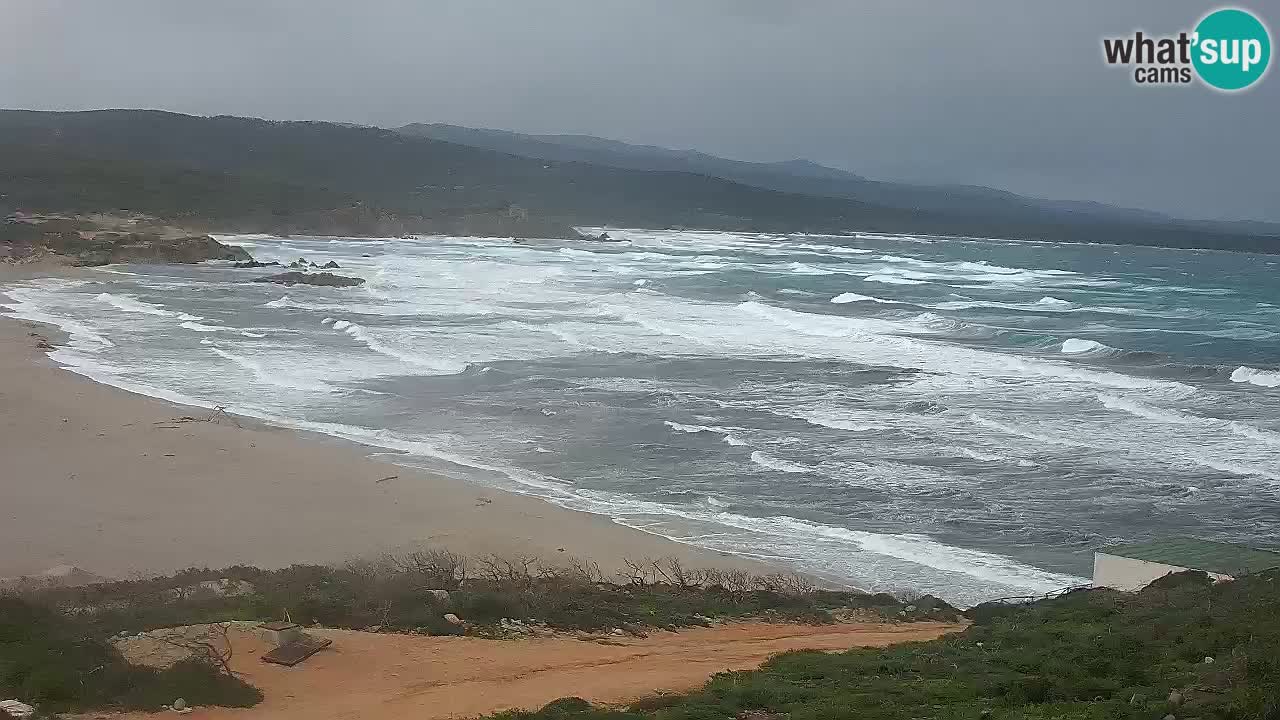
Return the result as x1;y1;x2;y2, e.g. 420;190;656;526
0;263;776;582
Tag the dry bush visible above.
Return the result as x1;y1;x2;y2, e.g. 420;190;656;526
474;553;542;589
389;548;469;590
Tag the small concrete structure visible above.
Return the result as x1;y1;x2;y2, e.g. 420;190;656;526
1094;538;1280;591
258;621;303;648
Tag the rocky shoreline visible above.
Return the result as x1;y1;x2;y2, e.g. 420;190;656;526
2;213;251;266
1;213;370;289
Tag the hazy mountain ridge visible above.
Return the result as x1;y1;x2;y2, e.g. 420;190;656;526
397;122;1263;231
1;109;1276;252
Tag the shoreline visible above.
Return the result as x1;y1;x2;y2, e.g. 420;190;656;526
0;263;784;583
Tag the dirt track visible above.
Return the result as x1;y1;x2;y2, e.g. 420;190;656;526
95;621;962;720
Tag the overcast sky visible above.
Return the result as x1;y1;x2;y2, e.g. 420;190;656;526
2;0;1276;221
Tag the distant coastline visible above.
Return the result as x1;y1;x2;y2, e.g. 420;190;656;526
3;108;1277;255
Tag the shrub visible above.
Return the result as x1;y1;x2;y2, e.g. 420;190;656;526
477;569;1280;720
0;596;260;713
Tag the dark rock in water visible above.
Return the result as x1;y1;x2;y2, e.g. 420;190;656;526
320;260;341;269
233;260;280;268
253;271;364;287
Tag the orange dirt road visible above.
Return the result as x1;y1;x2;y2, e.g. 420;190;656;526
95;621;962;720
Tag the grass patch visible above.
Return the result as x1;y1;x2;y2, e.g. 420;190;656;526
23;552;957;639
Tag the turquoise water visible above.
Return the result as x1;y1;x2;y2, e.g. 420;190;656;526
4;228;1278;605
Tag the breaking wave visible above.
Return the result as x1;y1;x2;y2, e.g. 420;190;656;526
179;320;222;333
1061;338;1111;354
95;292;173;317
664;420;749;446
208;346;333;392
864;273;929;285
830;292;900;304
750;451;818;474
1232;366;1280;388
969;413;1086;447
329;319;467;374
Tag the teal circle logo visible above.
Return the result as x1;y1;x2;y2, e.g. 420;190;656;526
1192;8;1271;90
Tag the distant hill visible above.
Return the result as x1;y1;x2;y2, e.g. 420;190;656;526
399;122;1265;231
1;109;1276;252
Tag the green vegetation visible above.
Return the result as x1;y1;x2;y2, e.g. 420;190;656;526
9;553;1279;718
23;553;953;641
0;596;261;714
495;570;1280;720
2;109;1277;252
3;551;951;714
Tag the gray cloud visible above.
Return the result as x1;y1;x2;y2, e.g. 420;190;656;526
2;0;1276;221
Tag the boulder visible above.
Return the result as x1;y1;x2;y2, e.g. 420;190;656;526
320;260;341;269
0;700;35;719
233;260;279;268
444;613;464;626
252;271;364;287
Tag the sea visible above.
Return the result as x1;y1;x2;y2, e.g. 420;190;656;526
4;228;1278;607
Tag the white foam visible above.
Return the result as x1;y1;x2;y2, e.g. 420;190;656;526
864;274;929;285
95;292;173;317
686;512;1084;595
788;262;836;275
1061;338;1108;354
208;347;333;392
1228;422;1280;447
331;320;468;374
729;300;1187;393
830;292;899;304
969;413;1086;447
1095;394;1280;449
1097;394;1196;425
241;331;267;338
664;421;748;446
750;451;817;473
179;320;222;333
3;287;116;350
1232;366;1280;388
793;409;885;432
948;446;1006;462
